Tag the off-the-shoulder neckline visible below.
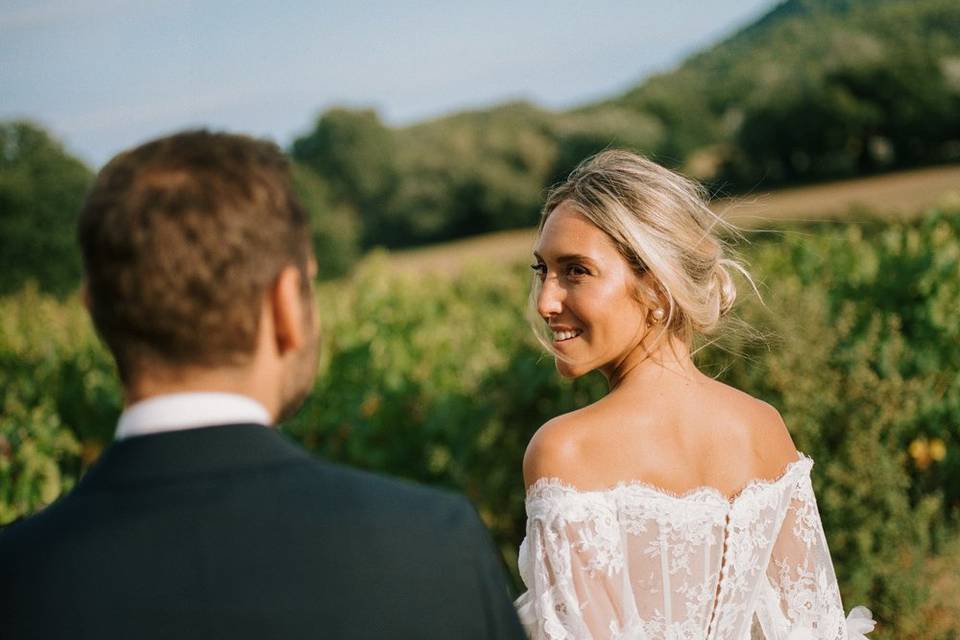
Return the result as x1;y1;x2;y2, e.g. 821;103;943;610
525;452;813;505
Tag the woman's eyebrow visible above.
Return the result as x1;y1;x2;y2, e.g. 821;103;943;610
535;252;596;264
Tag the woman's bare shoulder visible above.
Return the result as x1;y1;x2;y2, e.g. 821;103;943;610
709;380;799;478
522;405;600;490
753;401;801;477
522;380;800;491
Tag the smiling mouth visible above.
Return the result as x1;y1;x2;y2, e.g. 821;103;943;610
552;329;583;342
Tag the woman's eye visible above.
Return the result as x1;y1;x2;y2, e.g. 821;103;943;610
566;264;589;277
530;263;547;277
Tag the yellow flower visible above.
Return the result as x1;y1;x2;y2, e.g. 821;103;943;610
909;438;931;470
929;438;947;462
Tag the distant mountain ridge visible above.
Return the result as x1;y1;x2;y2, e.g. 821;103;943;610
291;0;960;247
4;0;958;296
734;0;900;40
605;0;960;170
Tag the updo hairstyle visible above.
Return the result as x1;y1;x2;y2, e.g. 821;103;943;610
531;149;751;351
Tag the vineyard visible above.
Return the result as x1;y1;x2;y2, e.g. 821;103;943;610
2;205;959;637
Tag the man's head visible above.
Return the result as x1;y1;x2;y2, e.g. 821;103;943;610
78;130;319;421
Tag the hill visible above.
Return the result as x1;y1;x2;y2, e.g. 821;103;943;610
388;163;960;274
3;0;958;295
605;0;960;179
291;0;960;253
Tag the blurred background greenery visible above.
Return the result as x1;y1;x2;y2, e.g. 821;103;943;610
2;0;960;637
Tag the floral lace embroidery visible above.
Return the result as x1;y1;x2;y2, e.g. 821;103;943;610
516;455;868;640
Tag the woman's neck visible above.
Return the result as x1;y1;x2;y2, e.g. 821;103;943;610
603;333;700;392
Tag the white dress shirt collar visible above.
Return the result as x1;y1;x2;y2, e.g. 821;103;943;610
115;392;272;441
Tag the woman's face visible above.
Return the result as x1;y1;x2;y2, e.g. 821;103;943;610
532;202;650;379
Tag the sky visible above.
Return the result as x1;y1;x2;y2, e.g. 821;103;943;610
1;0;776;167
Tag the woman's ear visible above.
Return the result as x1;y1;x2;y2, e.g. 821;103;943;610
636;273;672;327
633;271;661;307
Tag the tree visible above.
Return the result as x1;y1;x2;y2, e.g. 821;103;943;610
548;107;665;185
385;102;557;245
290;164;360;280
728;73;887;185
828;48;960;167
291;108;396;245
0;121;93;296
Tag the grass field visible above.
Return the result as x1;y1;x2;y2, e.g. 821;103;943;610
388;164;960;274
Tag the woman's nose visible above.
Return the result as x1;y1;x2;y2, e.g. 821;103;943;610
537;275;564;319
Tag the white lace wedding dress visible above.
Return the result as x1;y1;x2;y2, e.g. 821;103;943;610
515;454;875;639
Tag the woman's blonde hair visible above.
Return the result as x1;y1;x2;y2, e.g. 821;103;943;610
529;149;753;356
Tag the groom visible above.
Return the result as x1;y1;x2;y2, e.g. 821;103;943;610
0;131;525;639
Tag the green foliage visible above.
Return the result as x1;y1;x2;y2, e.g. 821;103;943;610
5;3;957;288
0;395;79;525
548;107;665;185
615;0;960;185
291;163;361;279
395;103;557;239
290;101;669;249
0;121;93;296
727;43;960;184
291;108;396;244
291;108;393;201
699;212;960;636
287;208;960;636
287;0;960;250
0;284;119;522
294;102;560;247
2;200;958;634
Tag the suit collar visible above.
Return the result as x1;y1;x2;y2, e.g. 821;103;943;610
77;424;312;490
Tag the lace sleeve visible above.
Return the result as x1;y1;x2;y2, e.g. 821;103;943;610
514;485;636;640
759;473;875;640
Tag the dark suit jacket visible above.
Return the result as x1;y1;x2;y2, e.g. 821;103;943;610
0;424;526;639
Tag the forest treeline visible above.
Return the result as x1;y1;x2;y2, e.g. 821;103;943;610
289;0;960;250
2;0;959;292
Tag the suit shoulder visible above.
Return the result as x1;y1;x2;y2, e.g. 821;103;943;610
0;497;75;582
0;493;74;548
309;458;472;518
0;516;28;551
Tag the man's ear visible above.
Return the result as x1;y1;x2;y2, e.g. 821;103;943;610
270;266;306;356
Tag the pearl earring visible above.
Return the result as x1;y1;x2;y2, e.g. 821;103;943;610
651;307;665;323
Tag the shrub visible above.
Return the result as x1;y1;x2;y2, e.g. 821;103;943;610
0;285;118;522
2;208;958;637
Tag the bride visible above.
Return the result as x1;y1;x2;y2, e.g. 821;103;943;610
514;150;875;639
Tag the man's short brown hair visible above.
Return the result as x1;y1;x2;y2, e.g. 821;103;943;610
78;130;311;382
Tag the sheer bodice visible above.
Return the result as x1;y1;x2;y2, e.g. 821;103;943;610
515;455;874;640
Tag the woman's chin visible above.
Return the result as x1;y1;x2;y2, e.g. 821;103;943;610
554;359;589;380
